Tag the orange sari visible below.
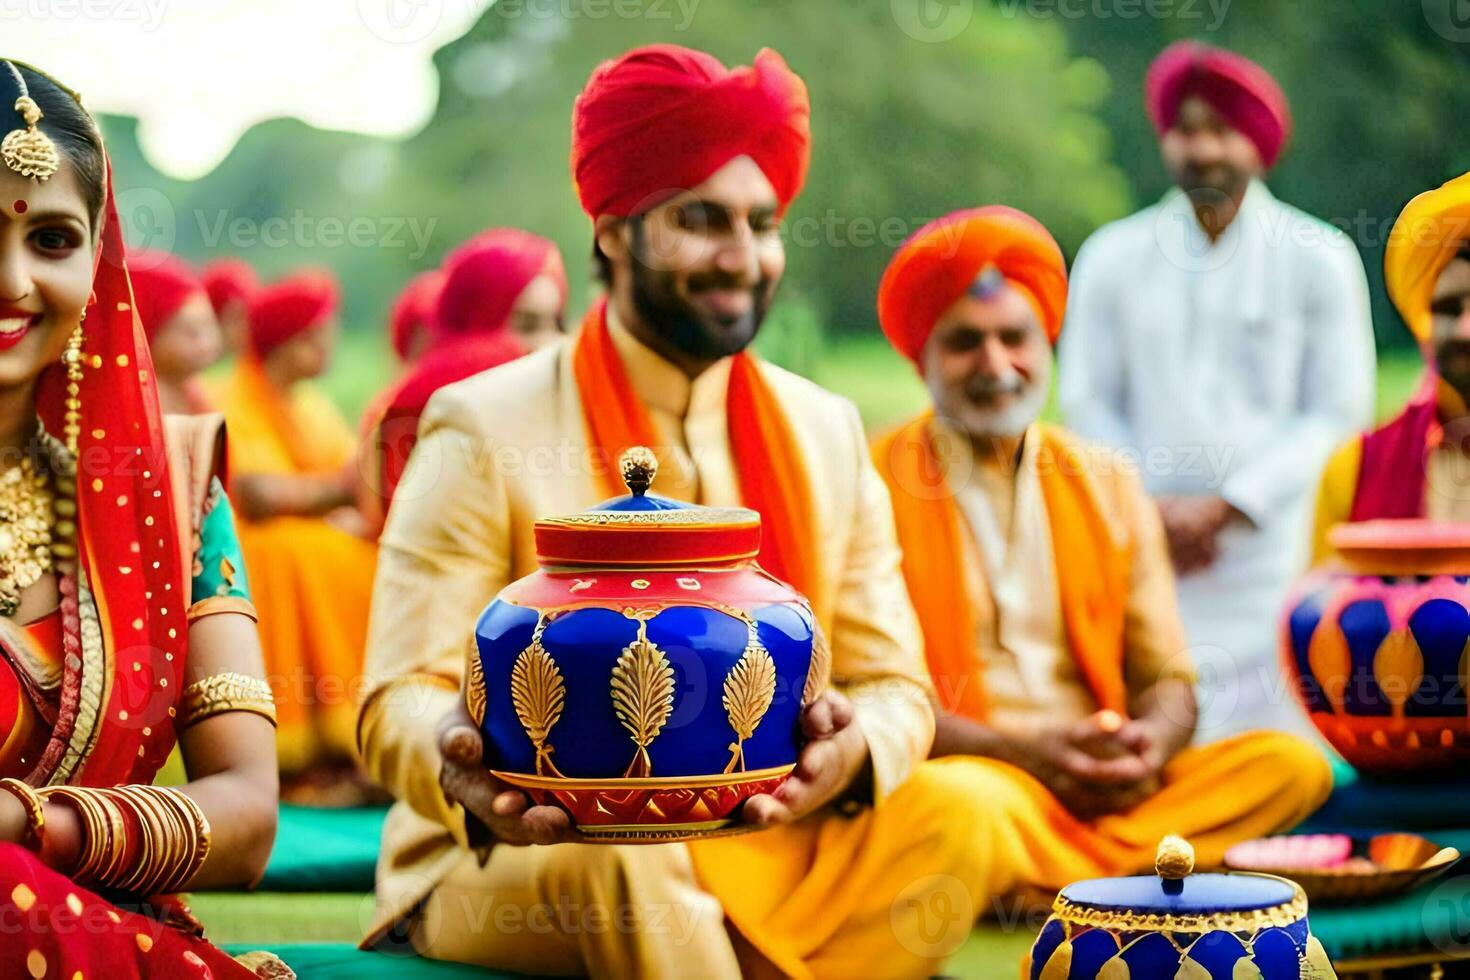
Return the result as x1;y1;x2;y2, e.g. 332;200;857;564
208;357;376;773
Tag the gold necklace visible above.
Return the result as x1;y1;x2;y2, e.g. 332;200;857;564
0;454;54;618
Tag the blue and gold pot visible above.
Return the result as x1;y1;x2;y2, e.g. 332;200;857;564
465;447;827;842
1283;520;1470;773
1025;838;1336;979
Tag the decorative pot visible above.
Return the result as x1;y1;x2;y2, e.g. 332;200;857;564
465;447;827;842
1025;837;1335;978
1283;519;1470;773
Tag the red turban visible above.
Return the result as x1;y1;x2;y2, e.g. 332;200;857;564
1145;41;1291;169
127;249;203;341
878;206;1068;366
200;258;258;317
571;44;810;219
434;228;566;341
246;270;340;359
389;270;444;362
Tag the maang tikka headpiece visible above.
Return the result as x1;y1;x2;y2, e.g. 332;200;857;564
1;60;60;182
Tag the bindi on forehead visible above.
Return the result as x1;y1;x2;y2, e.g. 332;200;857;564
12;200;26;214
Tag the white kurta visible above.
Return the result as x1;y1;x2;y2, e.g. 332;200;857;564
1058;180;1376;740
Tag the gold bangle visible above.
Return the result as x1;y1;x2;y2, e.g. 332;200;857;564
38;786;100;881
176;671;276;730
0;778;44;850
185;595;258;623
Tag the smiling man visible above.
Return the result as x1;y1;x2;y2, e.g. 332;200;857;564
1059;42;1375;740
872;206;1329;891
357;45;999;978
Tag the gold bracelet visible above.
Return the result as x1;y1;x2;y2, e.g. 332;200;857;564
176;671;277;730
0;778;44;850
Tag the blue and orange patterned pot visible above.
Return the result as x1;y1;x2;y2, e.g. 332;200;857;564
1025;838;1335;979
465;447;827;842
1283;520;1470;773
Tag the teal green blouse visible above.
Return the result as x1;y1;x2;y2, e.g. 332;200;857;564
191;477;251;606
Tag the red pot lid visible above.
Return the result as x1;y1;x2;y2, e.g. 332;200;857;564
534;447;761;568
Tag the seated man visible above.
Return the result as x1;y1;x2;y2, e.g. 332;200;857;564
358;44;1006;979
1313;172;1470;561
872;207;1332;877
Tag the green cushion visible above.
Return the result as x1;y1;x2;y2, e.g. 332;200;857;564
260;804;388;892
192;891;366;945
220;944;517;978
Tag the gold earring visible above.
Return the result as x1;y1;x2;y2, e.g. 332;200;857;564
61;314;83;458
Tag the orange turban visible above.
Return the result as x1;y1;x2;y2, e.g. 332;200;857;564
1145;41;1291;169
877;206;1067;365
1385;171;1470;342
246;270;340;359
570;44;810;219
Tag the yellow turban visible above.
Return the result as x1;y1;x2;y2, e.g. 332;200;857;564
1386;171;1470;341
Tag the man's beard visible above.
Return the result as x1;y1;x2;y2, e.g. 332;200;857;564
628;224;772;363
949;371;1048;439
1438;338;1470;401
1173;159;1250;205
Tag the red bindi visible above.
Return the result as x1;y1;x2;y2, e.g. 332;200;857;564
12;200;26;214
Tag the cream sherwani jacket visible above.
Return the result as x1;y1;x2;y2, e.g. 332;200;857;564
356;321;933;939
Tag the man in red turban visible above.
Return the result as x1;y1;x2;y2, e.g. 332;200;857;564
128;248;222;414
359;44;1001;979
387;269;442;366
200;257;257;357
362;229;567;531
209;268;378;789
872;207;1329;899
1060;42;1375;740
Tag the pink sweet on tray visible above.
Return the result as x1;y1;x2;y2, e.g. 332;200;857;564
1224;834;1354;871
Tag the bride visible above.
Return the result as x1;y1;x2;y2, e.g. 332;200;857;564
0;59;282;978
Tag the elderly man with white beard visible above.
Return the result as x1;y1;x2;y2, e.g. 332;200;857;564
869;206;1331;879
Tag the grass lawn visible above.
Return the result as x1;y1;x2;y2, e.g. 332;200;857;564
275;327;1426;436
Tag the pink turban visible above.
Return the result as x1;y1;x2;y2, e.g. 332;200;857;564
1145;41;1291;169
434;229;566;342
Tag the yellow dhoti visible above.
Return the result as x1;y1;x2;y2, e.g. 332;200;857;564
396;733;1327;980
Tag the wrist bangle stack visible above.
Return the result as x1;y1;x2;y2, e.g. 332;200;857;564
37;785;212;895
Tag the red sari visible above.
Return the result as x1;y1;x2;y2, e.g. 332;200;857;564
0;64;271;980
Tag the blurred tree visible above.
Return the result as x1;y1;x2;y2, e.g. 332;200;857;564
101;0;1470;358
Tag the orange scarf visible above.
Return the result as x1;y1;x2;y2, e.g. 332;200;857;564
871;412;1130;721
572;299;824;627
